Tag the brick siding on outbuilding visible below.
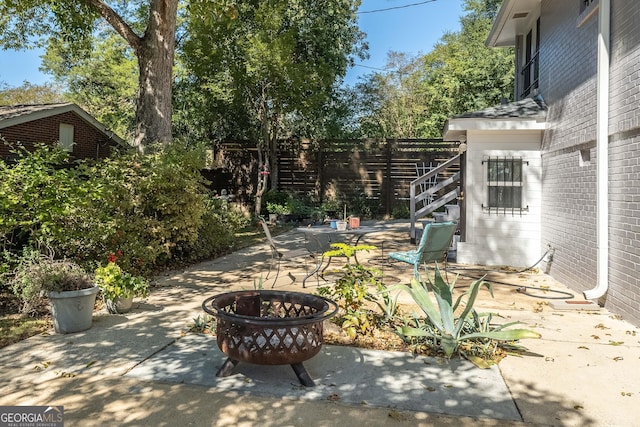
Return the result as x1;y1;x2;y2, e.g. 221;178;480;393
0;110;118;160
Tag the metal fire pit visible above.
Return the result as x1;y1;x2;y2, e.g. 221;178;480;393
202;290;338;387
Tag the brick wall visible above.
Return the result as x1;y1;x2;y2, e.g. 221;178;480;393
539;0;640;324
607;1;640;324
0;111;116;160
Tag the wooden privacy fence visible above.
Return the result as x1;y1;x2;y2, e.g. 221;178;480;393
206;138;459;216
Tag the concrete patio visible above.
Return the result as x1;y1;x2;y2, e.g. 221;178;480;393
0;221;638;426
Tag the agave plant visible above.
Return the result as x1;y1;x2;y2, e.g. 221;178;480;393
393;266;541;359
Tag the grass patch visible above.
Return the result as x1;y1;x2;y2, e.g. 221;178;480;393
0;314;50;348
232;222;294;250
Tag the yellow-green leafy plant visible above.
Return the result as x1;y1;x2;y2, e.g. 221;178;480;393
94;261;148;303
317;243;379;312
317;243;385;339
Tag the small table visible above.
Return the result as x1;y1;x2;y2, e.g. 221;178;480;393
296;225;380;286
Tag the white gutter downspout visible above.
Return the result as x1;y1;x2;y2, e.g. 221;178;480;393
585;0;610;300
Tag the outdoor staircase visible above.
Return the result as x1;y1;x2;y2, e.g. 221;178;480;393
409;154;461;242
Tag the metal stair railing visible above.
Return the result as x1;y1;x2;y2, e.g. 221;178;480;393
409;154;461;241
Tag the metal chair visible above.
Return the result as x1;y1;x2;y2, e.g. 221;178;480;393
387;221;457;278
259;217;312;287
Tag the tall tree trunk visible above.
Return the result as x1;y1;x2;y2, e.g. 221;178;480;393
87;0;178;148
134;0;178;148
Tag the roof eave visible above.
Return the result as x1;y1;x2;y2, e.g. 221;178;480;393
486;0;541;48
486;0;516;47
444;117;546;141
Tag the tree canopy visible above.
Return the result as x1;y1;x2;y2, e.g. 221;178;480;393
0;81;65;105
181;0;365;213
352;0;514;138
0;0;512;154
0;0;178;148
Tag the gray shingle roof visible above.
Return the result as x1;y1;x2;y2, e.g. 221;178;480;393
452;95;547;120
0;103;73;122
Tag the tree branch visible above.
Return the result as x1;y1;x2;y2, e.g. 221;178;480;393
82;0;143;53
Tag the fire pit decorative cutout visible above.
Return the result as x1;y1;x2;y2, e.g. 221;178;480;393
202;290;338;387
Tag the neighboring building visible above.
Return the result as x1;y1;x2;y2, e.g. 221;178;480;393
0;103;125;160
443;0;640;325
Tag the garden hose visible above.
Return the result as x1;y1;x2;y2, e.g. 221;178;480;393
445;247;575;300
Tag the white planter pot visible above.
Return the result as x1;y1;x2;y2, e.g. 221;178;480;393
105;295;134;314
48;286;99;334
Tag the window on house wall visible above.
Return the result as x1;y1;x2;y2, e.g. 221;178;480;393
483;157;528;215
520;17;540;99
59;123;74;152
580;0;596;14
578;0;598;26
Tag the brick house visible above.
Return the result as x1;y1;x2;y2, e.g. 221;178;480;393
0;103;126;160
443;0;640;325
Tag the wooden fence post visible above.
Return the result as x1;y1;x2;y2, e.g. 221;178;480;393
317;140;324;204
385;139;394;216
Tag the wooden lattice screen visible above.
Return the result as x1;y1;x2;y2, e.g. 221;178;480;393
207;138;459;216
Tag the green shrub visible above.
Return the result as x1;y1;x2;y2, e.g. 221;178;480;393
266;202;290;215
262;190;290;215
0;144;99;256
392;203;410;219
184;195;247;261
0;142;246;284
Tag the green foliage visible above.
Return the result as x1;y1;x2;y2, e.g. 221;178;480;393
9;249;93;315
0;143;241;279
264;191;318;218
352;0;514;138
94;261;149;302
185;195;247;262
0;1;97;51
263;190;290;208
0;81;65;104
393;267;541;359
340;310;373;340
68;143;209;273
0;144;99;253
392;203;411;219
266;203;290;215
42;32;138;140
182;0;366;209
322;242;376;262
317;243;386;339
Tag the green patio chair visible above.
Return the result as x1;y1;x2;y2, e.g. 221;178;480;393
388;221;457;278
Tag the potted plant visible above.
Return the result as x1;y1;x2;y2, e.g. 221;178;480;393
95;261;149;314
266;202;290;222
10;250;99;334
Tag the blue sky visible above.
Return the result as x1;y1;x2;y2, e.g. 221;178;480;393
345;0;464;85
0;0;464;88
